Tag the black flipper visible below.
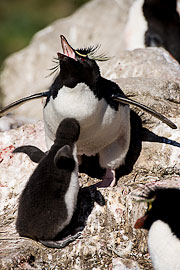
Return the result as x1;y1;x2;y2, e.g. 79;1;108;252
112;94;177;129
0;91;49;117
141;128;180;148
13;145;46;163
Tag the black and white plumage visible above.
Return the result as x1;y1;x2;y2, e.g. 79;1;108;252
0;36;177;186
43;35;176;187
43;35;131;187
134;187;180;270
124;0;180;63
13;118;80;248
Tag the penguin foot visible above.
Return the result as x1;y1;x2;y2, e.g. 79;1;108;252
39;231;81;249
95;169;116;187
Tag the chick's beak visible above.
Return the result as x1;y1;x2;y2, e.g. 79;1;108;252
60;35;76;60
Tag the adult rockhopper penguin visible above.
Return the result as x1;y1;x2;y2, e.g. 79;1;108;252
0;36;177;186
43;35;177;187
134;187;180;270
43;35;131;187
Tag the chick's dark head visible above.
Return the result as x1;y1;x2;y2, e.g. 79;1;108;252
134;187;180;238
55;118;80;145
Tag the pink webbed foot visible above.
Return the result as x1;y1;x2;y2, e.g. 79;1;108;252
95;168;116;188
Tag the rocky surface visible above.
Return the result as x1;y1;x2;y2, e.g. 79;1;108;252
0;121;180;269
0;0;180;269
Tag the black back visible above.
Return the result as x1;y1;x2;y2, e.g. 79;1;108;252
143;0;180;63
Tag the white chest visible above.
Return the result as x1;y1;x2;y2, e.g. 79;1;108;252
55;146;79;233
43;83;130;155
64;146;79;226
148;220;180;270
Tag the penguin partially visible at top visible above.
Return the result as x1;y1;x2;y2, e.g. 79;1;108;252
13;118;81;248
0;36;177;186
134;187;180;270
124;0;180;63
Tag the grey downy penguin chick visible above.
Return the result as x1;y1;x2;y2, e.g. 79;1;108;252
13;118;80;248
134;187;180;270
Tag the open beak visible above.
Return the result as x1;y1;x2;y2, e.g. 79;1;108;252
134;215;147;229
58;35;76;60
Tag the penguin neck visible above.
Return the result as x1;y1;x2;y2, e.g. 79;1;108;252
148;220;180;269
45;73;126;111
45;75;63;106
50;142;73;154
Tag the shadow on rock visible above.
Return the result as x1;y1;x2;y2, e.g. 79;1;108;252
79;110;142;180
79;110;180;181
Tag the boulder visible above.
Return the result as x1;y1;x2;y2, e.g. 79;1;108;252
0;0;180;123
0;0;133;120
